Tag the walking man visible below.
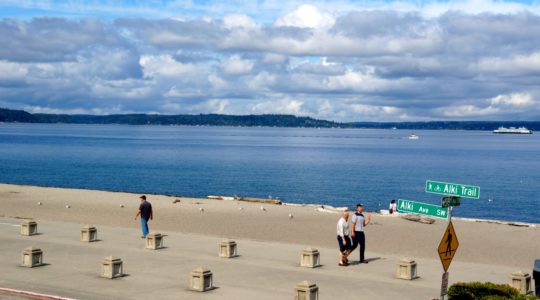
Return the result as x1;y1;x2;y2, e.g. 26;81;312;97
134;195;153;238
350;203;371;264
337;211;352;266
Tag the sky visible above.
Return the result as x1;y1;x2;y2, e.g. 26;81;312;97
1;0;540;121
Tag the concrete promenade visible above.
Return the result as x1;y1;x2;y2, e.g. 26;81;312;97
0;217;521;300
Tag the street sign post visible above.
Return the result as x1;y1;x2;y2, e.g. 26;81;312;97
442;196;461;208
426;180;480;199
438;222;459;272
397;199;449;219
440;272;449;297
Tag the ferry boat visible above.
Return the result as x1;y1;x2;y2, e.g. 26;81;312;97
408;133;419;140
493;127;533;134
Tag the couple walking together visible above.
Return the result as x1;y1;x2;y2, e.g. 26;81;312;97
337;203;371;266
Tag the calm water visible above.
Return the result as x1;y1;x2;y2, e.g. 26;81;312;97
0;123;539;223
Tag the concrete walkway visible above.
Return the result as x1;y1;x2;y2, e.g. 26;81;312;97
0;217;522;300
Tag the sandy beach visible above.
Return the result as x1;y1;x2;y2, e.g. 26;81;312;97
0;183;539;299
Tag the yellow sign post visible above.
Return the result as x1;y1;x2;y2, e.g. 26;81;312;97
438;221;459;272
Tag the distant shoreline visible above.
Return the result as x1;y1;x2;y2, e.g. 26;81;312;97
2;107;540;130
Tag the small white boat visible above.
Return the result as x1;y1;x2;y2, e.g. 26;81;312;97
408;133;419;140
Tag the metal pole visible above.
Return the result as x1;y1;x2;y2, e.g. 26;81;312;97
440;205;453;300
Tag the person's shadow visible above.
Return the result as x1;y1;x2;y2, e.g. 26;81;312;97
349;257;382;265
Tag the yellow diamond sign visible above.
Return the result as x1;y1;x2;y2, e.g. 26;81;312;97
438;222;459;272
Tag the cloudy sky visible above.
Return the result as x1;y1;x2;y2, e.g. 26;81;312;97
1;0;540;121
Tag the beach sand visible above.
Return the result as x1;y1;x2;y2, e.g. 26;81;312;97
0;183;538;299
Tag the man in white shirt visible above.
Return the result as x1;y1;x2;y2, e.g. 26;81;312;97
350;203;371;264
337;211;352;266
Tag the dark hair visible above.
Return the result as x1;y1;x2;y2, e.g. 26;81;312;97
356;203;363;207
140;195;147;200
391;199;396;203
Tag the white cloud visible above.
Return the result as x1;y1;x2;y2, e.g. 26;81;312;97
274;4;335;30
251;98;305;115
490;93;534;107
262;53;287;64
2;4;540;121
23;105;127;115
248;71;276;90
422;0;540;17
475;52;540;76
223;14;260;29
434;92;538;118
207;74;228;89
220;55;254;75
202;99;230;114
140;55;196;78
435;104;499;118
0;60;28;80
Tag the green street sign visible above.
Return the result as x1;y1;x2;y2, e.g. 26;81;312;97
426;180;480;199
398;199;449;219
442;196;461;208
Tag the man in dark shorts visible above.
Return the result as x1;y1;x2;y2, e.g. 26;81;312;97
134;195;153;238
337;211;352;266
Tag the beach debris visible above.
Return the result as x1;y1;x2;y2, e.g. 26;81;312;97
65;204;71;209
260;206;266;212
289;213;293;219
120;204;124;208
418;217;435;224
238;197;282;205
316;206;339;214
238;207;244;210
469;218;536;228
199;207;204;213
401;214;420;222
172;199;181;204
401;214;435;224
37;202;42;205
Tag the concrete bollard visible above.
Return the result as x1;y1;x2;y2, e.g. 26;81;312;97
510;270;532;295
301;248;321;268
146;233;164;250
20;221;38;236
80;225;98;242
396;258;418;280
21;247;43;268
294;281;319;300
101;256;123;279
219;239;237;258
189;267;213;292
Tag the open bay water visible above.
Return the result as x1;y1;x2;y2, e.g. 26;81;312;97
0;123;539;223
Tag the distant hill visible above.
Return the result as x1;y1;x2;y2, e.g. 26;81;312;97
1;107;539;130
1;108;340;128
